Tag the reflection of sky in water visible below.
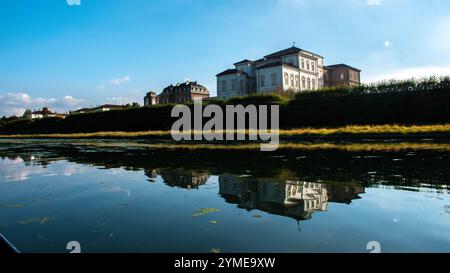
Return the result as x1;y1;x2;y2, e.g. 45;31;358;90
0;152;449;253
0;157;85;182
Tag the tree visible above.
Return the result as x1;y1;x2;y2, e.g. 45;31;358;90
23;109;32;118
42;107;52;115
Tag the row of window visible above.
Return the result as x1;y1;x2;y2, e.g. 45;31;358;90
301;59;316;72
159;95;193;104
283;57;317;73
349;71;359;81
164;87;207;94
323;72;347;82
259;72;318;90
221;79;245;91
283;72;317;90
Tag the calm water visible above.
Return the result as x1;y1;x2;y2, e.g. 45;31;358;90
0;139;449;253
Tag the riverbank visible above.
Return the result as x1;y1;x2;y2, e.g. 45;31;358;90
1;124;450;139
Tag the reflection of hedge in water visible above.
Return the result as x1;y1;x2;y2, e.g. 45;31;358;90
1;142;449;189
1;77;450;133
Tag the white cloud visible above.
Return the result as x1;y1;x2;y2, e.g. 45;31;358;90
282;0;383;7
0;92;85;117
363;66;450;83
106;96;136;105
367;0;381;5
97;85;105;91
108;75;131;85
66;0;81;6
63;96;83;106
384;40;391;48
0;157;85;182
1;106;26;118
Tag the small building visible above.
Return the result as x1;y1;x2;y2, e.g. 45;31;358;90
93;104;127;112
71;108;91;115
71;104;127;115
323;64;361;87
144;92;158;106
144;81;209;106
23;107;59;119
24;111;44;119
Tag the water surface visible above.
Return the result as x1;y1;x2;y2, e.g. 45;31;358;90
0;139;449;253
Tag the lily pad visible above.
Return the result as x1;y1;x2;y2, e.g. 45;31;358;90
192;208;219;217
210;248;221;253
18;216;54;225
0;203;28;208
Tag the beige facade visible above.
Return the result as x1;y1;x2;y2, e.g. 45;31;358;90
217;46;361;99
144;81;210;106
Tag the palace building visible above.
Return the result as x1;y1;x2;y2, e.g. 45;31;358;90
144;81;209;106
216;46;361;99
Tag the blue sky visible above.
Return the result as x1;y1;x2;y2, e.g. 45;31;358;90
1;0;450;116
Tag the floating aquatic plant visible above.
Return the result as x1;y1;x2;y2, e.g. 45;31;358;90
18;216;53;225
0;203;28;208
192;208;219;217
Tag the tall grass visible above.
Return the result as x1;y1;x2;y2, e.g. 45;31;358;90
1;124;449;139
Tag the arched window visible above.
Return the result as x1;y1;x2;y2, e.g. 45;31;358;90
295;75;299;87
284;72;289;85
290;74;294;86
307;78;311;89
312;79;316;90
312;63;315;72
301;76;306;89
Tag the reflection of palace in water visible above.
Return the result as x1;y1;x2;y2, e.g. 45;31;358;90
219;175;364;221
143;168;365;221
145;168;210;190
4;152;365;222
